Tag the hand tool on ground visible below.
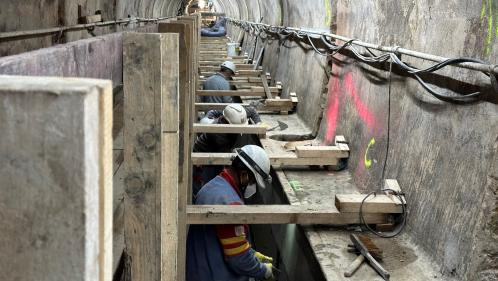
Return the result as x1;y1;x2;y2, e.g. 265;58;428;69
346;234;389;280
267;120;288;131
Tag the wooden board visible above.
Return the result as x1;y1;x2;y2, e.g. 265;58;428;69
195;100;292;112
187;205;387;225
295;146;350;158
261;74;273;99
193;124;267;136
123;32;180;281
0;76;113;281
201;71;262;77
200;64;256;70
197;90;264;97
191;152;339;167
158;21;196;281
335;194;403;213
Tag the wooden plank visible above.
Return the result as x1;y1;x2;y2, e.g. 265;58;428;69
261;74;273;99
200;64;256;70
193;124;267;135
158;21;194;281
195;101;292;112
123;32;180;281
295;146;350;158
187;205;387;225
0;76;113;281
191;152;339;167
335;194;403;213
197;89;265;97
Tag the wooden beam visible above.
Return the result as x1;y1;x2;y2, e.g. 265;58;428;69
195;100;293;112
0;76;113;281
261;74;273;99
187;205;387;225
295;146;350;158
123;32;180;281
191;152;339;167
158;21;195;281
193;124;267;136
335;194;403;213
200;64;256;70
197;89;266;97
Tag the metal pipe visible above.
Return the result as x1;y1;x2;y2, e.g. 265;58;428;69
0;16;175;41
227;18;498;76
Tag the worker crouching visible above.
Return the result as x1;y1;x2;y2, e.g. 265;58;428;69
187;145;275;281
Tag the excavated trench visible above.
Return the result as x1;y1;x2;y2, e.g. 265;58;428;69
0;1;497;280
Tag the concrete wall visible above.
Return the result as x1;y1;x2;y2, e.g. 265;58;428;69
220;0;498;280
1;0;497;279
0;0;183;56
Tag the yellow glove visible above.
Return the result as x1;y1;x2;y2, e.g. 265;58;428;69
259;122;272;129
255;251;273;263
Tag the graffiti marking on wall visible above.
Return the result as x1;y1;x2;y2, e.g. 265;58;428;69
481;0;498;55
364;138;376;169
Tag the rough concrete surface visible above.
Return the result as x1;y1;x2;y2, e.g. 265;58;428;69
223;0;498;280
0;0;183;57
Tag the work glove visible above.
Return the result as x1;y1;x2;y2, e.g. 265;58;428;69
255;251;274;263
263;263;274;279
259;122;272;129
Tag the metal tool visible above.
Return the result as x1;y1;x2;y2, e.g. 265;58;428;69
268;120;288;131
350;234;390;280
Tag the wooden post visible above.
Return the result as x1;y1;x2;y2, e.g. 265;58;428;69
123;32;180;281
0;75;113;281
158;20;197;281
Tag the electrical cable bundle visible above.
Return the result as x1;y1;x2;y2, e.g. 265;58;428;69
227;18;498;104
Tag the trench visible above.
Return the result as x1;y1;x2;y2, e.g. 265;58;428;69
248;159;327;281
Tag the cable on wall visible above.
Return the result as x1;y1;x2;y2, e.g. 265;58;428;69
0;15;176;42
226;17;498;104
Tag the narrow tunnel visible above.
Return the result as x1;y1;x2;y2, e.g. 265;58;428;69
0;1;497;281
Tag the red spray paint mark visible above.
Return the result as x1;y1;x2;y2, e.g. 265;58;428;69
343;72;377;128
324;76;341;143
324;71;378;144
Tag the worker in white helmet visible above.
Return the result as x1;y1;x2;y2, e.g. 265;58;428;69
187;145;275;281
201;61;237;104
193;104;249;195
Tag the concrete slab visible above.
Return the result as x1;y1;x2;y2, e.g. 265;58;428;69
279;168;453;281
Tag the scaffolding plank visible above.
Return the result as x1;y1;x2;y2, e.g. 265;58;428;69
261;74;273;99
187;205;387;225
191;152;339;167
123;32;180;281
0;76;113;281
295;146;350;158
335;194;403;213
197;89;265;97
193;124;267;136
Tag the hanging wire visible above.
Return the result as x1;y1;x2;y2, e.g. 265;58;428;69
226;18;498;104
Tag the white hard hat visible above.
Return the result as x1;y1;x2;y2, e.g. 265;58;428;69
223;104;248;125
221;61;237;74
234;145;272;189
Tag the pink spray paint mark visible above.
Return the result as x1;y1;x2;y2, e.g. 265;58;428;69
343;72;377;128
324;76;341;143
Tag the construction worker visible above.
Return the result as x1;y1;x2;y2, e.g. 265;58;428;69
187;145;275;281
193;104;249;195
201;61;237;103
201;105;262;124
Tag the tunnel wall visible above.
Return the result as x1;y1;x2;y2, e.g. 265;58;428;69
0;0;183;57
221;0;498;280
322;2;498;280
